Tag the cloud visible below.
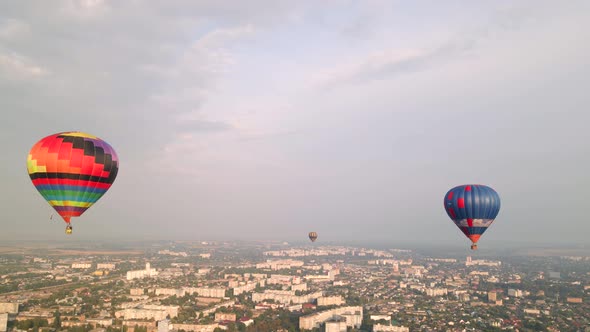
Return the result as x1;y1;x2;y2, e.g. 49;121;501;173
58;0;111;19
1;1;589;243
0;52;49;79
0;18;31;40
312;48;446;89
176;119;234;133
309;1;580;90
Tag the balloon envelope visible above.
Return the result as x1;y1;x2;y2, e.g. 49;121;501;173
308;232;318;242
444;184;500;247
27;132;119;224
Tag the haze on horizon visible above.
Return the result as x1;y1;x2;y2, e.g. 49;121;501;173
1;1;589;246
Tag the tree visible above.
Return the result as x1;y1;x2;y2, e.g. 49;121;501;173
53;310;62;329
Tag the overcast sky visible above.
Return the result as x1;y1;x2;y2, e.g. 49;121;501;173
1;0;589;247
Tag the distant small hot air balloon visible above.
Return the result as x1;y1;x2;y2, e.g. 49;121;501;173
444;184;501;250
27;132;119;235
308;232;318;243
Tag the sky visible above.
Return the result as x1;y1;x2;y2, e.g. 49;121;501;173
0;0;589;247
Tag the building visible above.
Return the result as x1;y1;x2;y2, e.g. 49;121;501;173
86;318;113;327
466;256;501;267
256;259;305;270
488;291;497;302
126;263;158;280
291;283;308;292
115;306;179;321
238;317;253;327
252;290;323;304
183;287;226;298
566;297;583;303
0;304;18;314
325;320;347;332
318;296;345;306
508;289;523;297
130;288;145;296
214;313;236;322
121;320;156;331
233;281;262;295
305;274;334;283
299;306;363;330
0;313;7;332
267;275;302;285
157;319;170;332
72;263;92;269
425;288;448;297
373;324;410;332
155;288;184;297
370;315;391;323
97;263;116;270
171;324;219;332
158;250;188;257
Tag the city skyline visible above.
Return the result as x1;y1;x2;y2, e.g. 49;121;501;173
0;241;588;331
1;1;589;244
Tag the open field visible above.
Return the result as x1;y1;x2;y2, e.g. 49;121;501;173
47;249;143;256
0;246;143;256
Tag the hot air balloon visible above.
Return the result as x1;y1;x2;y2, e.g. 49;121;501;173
27;132;119;234
443;184;500;250
308;232;318;243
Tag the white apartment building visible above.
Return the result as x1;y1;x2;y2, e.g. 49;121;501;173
268;275;302;285
508;289;523;297
126;263;158;280
256;259;305;270
233;281;263;295
318;296;345;306
425;288;448;297
325;320;347;332
115;305;178;321
299;306;363;330
183;287;226;298
252;290;323;304
0;313;7;332
292;283;308;292
155;288;185;297
373;324;410;332
171;323;219;332
97;263;116;270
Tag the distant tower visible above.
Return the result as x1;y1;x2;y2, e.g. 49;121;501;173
146;262;151;271
466;256;472;266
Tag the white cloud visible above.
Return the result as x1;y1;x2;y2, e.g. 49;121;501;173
59;0;110;19
0;19;30;40
1;1;589;242
0;52;48;79
195;24;255;49
311;48;432;88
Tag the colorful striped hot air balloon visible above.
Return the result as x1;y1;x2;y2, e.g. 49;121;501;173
27;132;119;234
308;232;318;243
444;184;501;250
